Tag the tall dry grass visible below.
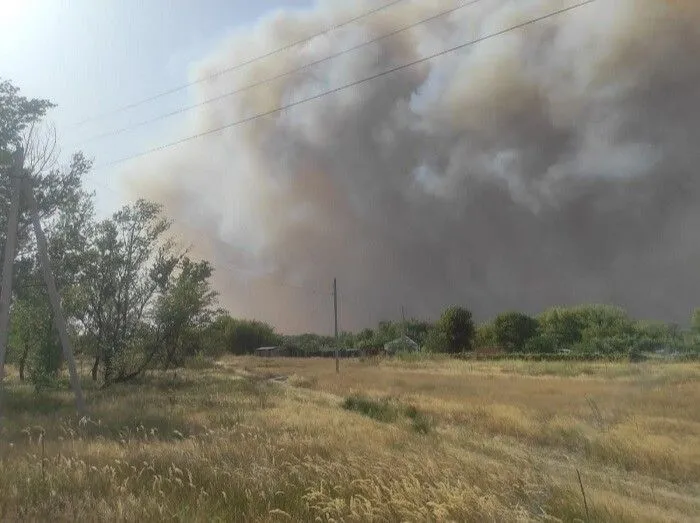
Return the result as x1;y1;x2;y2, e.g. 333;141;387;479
0;357;697;521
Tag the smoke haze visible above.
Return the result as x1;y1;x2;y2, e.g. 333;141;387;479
127;0;700;333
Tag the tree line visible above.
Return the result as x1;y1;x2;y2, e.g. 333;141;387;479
197;304;700;359
2;78;699;396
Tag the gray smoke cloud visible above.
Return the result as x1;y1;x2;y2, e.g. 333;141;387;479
126;0;700;333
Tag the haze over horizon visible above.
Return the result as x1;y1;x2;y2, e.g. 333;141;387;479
3;0;700;333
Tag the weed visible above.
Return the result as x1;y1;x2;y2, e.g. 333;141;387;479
404;405;435;434
342;394;398;422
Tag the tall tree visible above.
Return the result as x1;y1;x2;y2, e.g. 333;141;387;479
2;79;95;387
153;258;218;368
74;199;179;383
493;312;538;352
430;306;475;354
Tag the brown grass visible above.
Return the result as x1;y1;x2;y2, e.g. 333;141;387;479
0;356;698;521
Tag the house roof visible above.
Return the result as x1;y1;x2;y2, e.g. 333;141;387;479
384;335;419;347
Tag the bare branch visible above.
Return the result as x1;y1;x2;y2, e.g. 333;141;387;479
22;121;59;178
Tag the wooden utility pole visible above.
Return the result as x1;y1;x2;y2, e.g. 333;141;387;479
334;278;339;373
401;306;406;336
25;178;86;414
0;148;86;415
0;150;24;384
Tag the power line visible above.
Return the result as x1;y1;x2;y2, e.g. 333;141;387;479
80;0;597;296
69;0;409;128
74;1;483;147
93;0;596;171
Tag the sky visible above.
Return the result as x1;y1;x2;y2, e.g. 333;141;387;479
0;0;310;214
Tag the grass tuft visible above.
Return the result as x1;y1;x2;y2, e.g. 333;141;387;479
342;394;398;422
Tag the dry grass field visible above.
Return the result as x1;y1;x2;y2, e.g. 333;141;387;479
0;356;698;521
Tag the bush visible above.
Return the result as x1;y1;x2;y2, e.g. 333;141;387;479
431;306;475;353
629;348;648;363
523;334;556;354
204;316;282;356
493;312;538;352
343;394;398;422
474;322;497;349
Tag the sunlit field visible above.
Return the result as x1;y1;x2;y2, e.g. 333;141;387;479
0;356;698;521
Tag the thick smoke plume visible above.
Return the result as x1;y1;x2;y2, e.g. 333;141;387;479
127;0;700;333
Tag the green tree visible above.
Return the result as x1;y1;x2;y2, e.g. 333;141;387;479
538;307;583;349
152;258;218;368
405;319;432;346
373;321;401;346
225;319;280;354
474;322;496;349
74;200;180;384
492;311;538;352
691;309;700;334
432;306;475;354
576;305;633;340
523;334;556;354
9;289;62;387
2;78;95;389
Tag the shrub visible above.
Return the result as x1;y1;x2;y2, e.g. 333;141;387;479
431;306;475;353
629;348;648;363
493;312;539;352
523;334;556;354
224;318;280;354
474;322;497;349
342;394;398;422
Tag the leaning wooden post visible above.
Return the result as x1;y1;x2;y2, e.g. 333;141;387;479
0;149;23;383
25;176;86;415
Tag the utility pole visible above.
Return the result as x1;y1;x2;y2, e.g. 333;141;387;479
0;147;86;415
401;305;406;336
25;177;86;414
334;278;339;374
0;149;24;385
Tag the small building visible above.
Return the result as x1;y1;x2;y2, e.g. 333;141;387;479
255;346;288;358
384;335;420;355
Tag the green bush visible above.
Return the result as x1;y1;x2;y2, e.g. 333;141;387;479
493;311;538;352
203;316;281;355
343;394;398;422
474;322;497;349
429;306;475;353
523;334;556;354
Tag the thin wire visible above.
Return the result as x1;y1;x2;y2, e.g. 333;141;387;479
93;0;596;171
79;0;596;298
74;1;482;146
69;0;409;127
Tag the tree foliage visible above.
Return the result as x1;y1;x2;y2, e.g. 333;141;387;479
2;79;97;388
0;78;55;151
492;311;538;352
214;318;279;355
430;306;474;353
152;258;218;366
691;309;700;334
